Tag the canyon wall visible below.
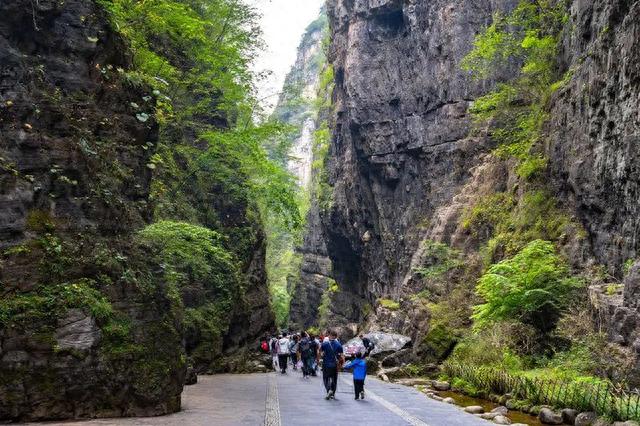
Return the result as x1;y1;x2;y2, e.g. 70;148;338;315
0;0;274;420
291;0;640;367
0;0;184;420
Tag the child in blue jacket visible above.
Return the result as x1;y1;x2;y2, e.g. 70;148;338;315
344;351;367;400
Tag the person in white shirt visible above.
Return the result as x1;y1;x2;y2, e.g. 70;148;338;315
277;333;291;374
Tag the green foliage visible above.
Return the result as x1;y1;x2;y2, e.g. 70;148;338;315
463;190;575;264
96;0;260;120
318;278;339;328
139;221;239;306
379;298;400;311
516;155;548;180
200;124;302;231
184;303;228;365
624;258;636;275
463;0;568;164
0;279;112;329
312;122;333;212
139;221;246;367
473;240;582;333
414;240;464;279
462;193;515;238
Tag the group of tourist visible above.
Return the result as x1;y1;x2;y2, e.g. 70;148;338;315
261;330;374;400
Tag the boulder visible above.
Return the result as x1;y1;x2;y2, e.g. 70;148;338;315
381;348;415;367
613;422;640;426
432;380;451;391
561;408;578;425
494;415;512;425
491;406;509;416
464;406;485;414
538;408;563;425
364;332;412;357
394;378;432;386
575;412;597;426
185;367;197;385
481;413;499;420
443;397;455;404
505;399;518;410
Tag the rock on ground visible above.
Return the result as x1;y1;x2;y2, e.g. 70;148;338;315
538;408;563;425
575;412;598;426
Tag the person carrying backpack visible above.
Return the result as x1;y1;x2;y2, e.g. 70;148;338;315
320;329;344;400
289;334;299;370
344;351;367;400
299;332;314;378
277;333;290;374
360;334;375;357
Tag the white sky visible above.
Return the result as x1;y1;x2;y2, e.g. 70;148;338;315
248;0;325;113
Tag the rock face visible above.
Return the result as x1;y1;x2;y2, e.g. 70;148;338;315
294;0;518;342
0;0;186;421
288;0;640;367
289;200;334;330
548;0;640;365
550;0;640;373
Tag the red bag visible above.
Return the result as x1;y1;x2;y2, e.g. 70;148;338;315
260;341;269;352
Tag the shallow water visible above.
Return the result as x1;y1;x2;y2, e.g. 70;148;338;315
437;390;546;426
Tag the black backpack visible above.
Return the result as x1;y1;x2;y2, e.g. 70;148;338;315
300;338;312;357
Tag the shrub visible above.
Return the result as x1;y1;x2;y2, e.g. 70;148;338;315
379;298;400;310
473;240;582;333
139;221;239;302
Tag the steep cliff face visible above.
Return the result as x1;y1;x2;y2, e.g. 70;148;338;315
547;0;640;352
0;0;183;420
0;0;276;420
313;0;517;337
294;0;640;365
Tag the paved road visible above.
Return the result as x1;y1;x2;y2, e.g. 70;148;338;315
34;372;490;426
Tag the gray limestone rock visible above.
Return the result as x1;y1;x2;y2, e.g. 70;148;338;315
54;309;100;351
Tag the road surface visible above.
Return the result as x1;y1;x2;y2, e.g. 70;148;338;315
34;372;489;426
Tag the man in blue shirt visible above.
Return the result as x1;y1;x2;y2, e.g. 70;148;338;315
320;329;344;400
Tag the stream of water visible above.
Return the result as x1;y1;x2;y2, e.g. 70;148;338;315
437;390;546;426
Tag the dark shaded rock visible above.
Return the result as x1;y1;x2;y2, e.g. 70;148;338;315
539;408;563;425
562;408;579;425
185;367;197;386
0;0;184;421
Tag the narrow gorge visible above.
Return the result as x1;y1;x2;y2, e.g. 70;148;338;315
1;0;640;424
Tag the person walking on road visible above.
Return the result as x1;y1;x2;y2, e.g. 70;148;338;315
277;333;290;374
344;351;367;400
299;332;315;379
320;329;344;400
269;335;279;371
289;334;300;370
